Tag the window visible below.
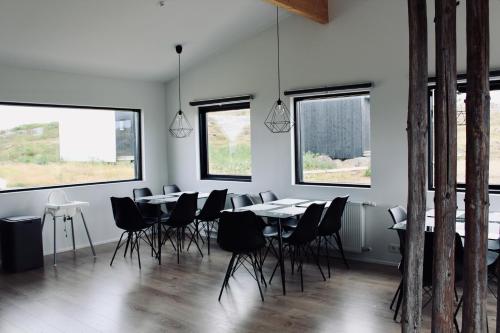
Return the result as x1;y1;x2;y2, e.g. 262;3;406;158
294;93;371;187
428;79;500;190
199;102;252;181
0;103;141;192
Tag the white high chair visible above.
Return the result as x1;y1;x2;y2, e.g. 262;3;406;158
42;189;96;265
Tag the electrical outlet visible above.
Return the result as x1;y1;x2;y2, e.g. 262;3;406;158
388;243;400;254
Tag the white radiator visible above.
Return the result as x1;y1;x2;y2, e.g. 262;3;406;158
335;201;373;253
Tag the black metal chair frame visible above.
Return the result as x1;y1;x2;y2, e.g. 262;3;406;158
269;203;327;292
317;196;350;278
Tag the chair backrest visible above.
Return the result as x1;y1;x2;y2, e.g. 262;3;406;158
388;206;407;224
318;196;349;235
259;191;278;203
48;189;71;205
168;193;198;227
217;211;266;253
231;194;254;210
110;197;148;231
388;206;407;257
133;187;153;200
163;184;181;195
133;187;162;218
287;203;326;245
197;189;228;221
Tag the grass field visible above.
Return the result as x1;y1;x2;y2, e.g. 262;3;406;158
206;110;252;176
0;122;135;190
301;151;371;185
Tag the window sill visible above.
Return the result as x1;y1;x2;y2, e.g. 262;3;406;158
201;175;252;183
294;182;371;188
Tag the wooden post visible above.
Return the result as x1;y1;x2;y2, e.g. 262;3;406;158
403;0;428;331
497;258;500;333
431;0;457;331
462;0;490;332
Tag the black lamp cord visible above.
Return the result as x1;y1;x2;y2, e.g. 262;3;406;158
178;50;182;113
276;6;281;102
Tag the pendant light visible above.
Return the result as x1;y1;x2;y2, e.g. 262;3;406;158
265;7;293;134
169;44;193;138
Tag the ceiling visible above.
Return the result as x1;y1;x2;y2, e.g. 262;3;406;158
0;0;285;82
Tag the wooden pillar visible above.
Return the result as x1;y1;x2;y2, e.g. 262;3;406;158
403;0;428;331
431;0;457;331
462;0;490;331
497;258;500;332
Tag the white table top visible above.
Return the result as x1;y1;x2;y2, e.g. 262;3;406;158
296;200;331;208
268;198;310;206
137;192;210;204
392;217;500;240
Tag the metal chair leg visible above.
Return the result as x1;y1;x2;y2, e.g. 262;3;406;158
219;253;237;301
252;253;264;301
53;216;57;266
42;212;47;229
70;217;76;253
80;211;96;257
110;232;125;266
390;280;402;310
135;232;141;269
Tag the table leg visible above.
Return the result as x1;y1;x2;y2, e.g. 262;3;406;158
157;218;162;265
277;218;286;295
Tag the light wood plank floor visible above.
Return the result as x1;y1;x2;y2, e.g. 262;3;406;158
0;241;496;332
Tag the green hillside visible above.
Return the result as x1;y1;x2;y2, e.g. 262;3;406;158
0;122;60;164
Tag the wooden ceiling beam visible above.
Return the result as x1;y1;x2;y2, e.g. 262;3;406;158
263;0;329;24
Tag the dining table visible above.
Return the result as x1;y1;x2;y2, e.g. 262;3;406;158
390;209;500;240
135;191;210;265
227;198;332;295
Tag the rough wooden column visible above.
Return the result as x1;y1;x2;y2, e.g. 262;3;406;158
403;0;428;331
462;0;490;331
431;0;457;331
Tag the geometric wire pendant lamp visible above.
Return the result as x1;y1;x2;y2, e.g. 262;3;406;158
265;6;293;133
169;44;193;138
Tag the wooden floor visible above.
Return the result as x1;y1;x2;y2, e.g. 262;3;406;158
0;241;497;333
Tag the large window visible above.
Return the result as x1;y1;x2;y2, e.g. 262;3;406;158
428;79;500;190
0;103;141;192
294;93;371;187
199;102;252;181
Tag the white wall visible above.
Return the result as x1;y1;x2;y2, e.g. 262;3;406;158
165;0;500;265
0;64;168;256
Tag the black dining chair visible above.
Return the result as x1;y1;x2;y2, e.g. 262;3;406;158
110;197;156;269
162;184;181;212
231;194;254;210
163;184;181;195
259;190;298;229
217;211;267;302
317;196;349;277
231;194;278;266
388;206;407;314
133;187;169;221
259;190;278;203
391;230;464;329
270;203;326;292
162;193;201;264
196;189;228;255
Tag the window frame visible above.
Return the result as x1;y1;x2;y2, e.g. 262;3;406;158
427;76;500;193
0;101;143;193
198;102;252;182
293;91;372;188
